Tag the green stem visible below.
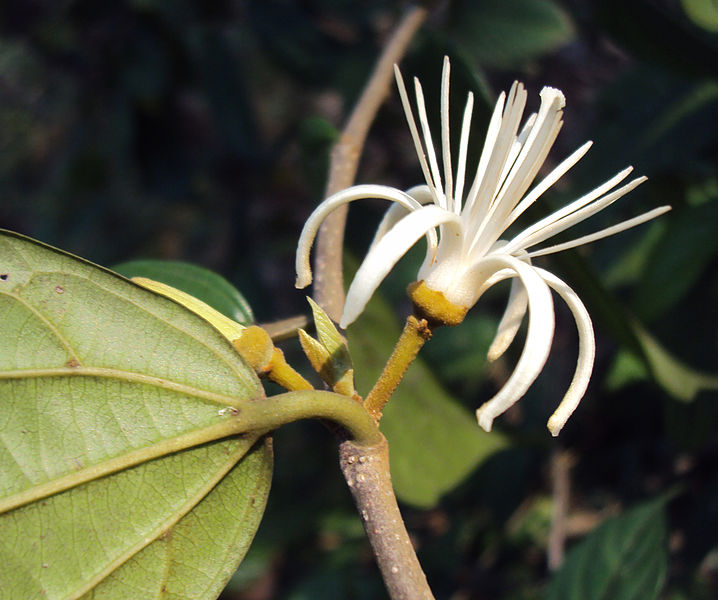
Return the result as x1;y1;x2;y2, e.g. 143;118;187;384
364;315;432;422
266;347;315;391
238;390;383;447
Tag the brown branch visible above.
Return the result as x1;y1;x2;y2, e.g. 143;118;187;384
308;7;435;598
339;437;435;600
313;5;428;321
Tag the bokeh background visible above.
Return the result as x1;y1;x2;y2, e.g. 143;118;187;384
2;0;718;598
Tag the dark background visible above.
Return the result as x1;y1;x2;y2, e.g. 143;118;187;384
2;1;717;598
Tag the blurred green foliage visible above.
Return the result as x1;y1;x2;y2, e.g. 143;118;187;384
2;0;718;598
547;496;670;600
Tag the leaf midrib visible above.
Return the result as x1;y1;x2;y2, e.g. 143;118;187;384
0;417;258;515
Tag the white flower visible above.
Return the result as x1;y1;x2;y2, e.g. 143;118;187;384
296;57;670;435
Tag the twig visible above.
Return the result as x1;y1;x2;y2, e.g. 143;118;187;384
364;315;432;422
313;5;428;321
548;449;575;571
309;7;436;598
339;437;435;600
259;315;309;342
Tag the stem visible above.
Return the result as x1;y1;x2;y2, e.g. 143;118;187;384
364;315;432;422
313;5;428;320
339;437;434;600
238;390;383;448
259;314;309;342
267;347;314;391
233;325;314;391
242;392;435;599
548;449;575;570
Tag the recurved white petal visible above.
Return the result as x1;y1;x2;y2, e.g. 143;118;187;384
368;185;434;249
473;256;555;432
535;268;595;436
368;185;440;275
295;184;429;289
341;205;463;328
487;277;528;362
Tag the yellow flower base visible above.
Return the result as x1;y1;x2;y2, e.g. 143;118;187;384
407;281;468;327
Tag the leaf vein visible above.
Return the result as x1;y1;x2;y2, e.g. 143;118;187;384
0;367;244;406
1;290;80;363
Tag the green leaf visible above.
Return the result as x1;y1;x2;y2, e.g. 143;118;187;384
595;1;718;78
612;322;718;403
554;252;718;403
449;0;575;68
0;230;272;599
634;199;718;321
347;292;508;509
307;297;352;375
300;298;355;396
681;0;718;33
113;259;254;325
546;497;670;600
584;69;718;176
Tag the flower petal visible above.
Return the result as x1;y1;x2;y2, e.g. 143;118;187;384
469;87;566;256
394;65;441;201
527;205;671;258
414;76;446;208
473;256;555;432
368;185;439;275
454;91;474;214
341;205;462;328
535;268;595;436
441;56;454;208
368;186;434;249
487;277;528;362
505;141;593;228
503;170;640;254
295;184;428;289
465;82;527;222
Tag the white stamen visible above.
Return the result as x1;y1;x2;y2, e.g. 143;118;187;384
394;65;440;201
454;92;474;215
513;176;647;252
528;206;671;258
463;90;506;214
505;141;593;228
440;57;454;211
414;77;445;208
